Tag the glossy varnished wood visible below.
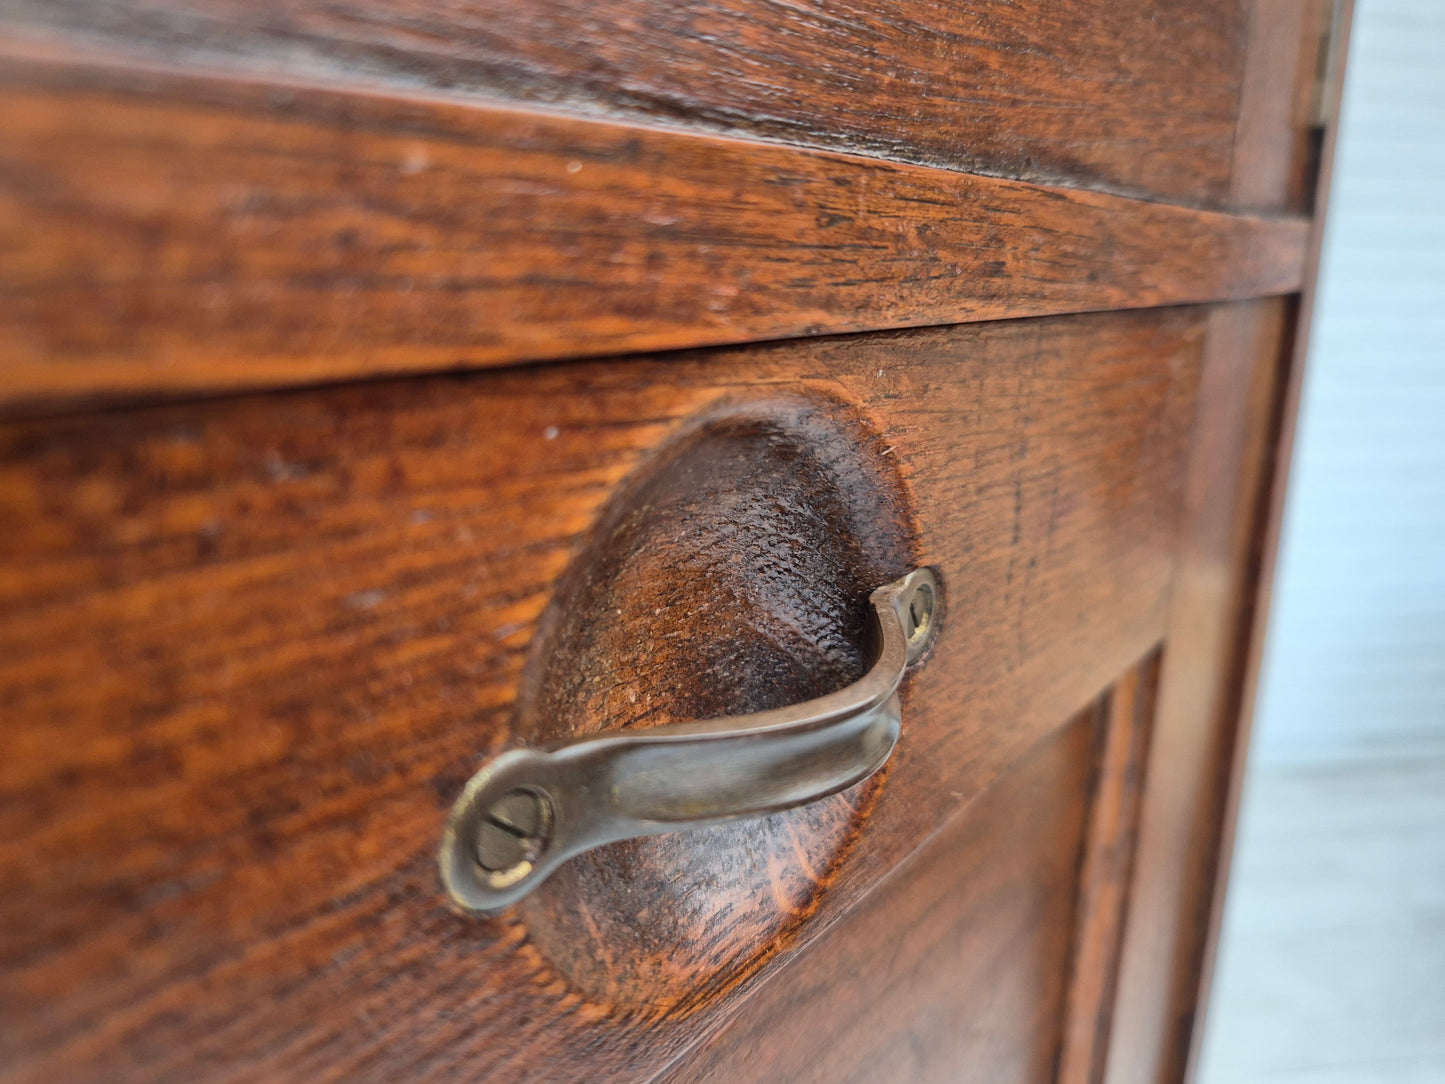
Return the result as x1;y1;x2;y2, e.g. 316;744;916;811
3;1;1259;207
0;49;1308;413
0;0;1349;1076
0;309;1202;1081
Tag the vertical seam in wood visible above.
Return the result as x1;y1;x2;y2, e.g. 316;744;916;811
1058;647;1162;1084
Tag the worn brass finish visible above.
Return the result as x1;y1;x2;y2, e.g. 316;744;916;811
439;568;943;913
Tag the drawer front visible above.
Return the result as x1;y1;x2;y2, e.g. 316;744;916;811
0;0;1310;210
0;0;1338;1077
3;309;1203;1080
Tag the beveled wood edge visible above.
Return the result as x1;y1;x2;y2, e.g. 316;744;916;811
0;37;1309;419
1104;299;1296;1084
1058;649;1161;1084
1184;2;1357;1078
1103;6;1350;1079
643;637;1173;1084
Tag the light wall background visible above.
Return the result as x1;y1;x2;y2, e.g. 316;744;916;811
1199;2;1445;1079
1250;0;1445;767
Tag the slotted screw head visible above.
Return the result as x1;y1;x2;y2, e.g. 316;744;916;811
906;581;934;646
475;788;550;872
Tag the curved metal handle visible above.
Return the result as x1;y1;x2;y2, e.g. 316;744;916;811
439;568;942;913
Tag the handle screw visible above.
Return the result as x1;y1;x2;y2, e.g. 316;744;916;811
905;581;935;648
475;789;550;873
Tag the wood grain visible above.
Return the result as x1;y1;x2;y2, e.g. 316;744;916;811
1058;652;1160;1084
0;308;1202;1081
0;48;1309;414
512;398;913;1011
1189;3;1357;1078
667;704;1103;1084
1105;6;1349;1080
1105;299;1294;1084
1;0;1252;207
1228;0;1335;214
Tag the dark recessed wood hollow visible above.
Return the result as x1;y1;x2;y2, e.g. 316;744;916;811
510;394;916;1012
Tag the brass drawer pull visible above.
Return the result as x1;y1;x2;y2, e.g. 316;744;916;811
439;568;942;913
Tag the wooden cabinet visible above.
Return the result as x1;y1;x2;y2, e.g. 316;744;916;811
0;2;1346;1081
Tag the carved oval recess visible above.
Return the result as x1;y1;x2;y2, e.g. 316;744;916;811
511;394;916;1011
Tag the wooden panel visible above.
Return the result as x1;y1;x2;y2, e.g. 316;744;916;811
1;1;1255;207
0;49;1309;414
1189;3;1356;1077
1095;4;1346;1075
0;308;1202;1081
1058;652;1160;1084
1104;6;1350;1079
1229;0;1335;214
668;704;1103;1084
1105;299;1294;1084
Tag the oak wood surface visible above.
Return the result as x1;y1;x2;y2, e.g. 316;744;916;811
0;0;1344;1075
1;1;1254;208
1104;5;1349;1080
667;701;1106;1084
1058;652;1159;1084
1187;5;1357;1078
0;308;1203;1081
1228;0;1336;215
511;398;913;1010
1105;299;1294;1084
0;47;1309;414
